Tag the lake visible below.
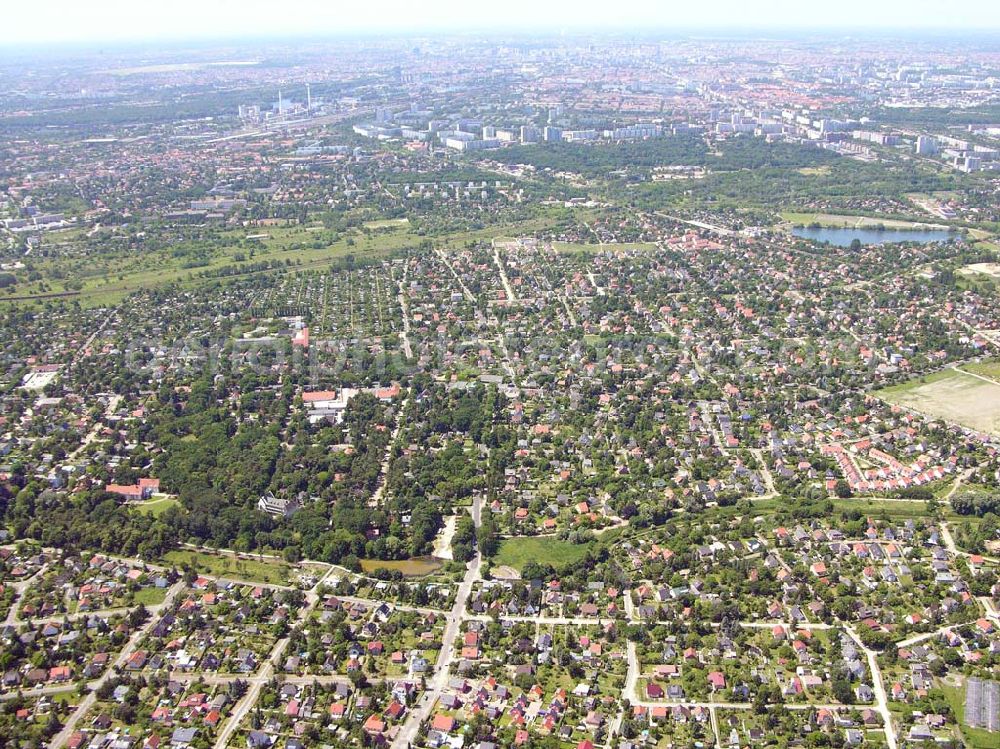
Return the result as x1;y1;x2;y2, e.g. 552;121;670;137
792;226;956;247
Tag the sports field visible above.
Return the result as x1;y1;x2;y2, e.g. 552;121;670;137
878;367;1000;436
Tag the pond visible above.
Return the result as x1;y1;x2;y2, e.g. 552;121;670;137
360;556;444;577
791;226;956;247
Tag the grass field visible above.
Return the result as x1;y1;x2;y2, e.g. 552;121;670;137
363;218;410;230
161;549;295;585
133;586;168;606
743;495;961;523
132;497;181;517
359;556;444;577
961;358;1000;383
876;367;1000;436
779;212;948;230
552;240;658;254
958;262;1000;281
942;682;997;749
0;209;580;309
493;537;592;571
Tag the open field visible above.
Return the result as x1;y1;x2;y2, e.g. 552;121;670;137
959;262;1000;281
493;536;592;571
745;496;956;521
779;212;951;230
551;240;658;254
161;549;297;585
133;586;168;606
942;682;998;749
0;209;582;309
961;357;1000;383
877;367;1000;436
363;218;410;229
359;556;443;577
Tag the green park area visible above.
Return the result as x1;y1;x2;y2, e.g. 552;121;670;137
493;536;592;572
161;548;299;586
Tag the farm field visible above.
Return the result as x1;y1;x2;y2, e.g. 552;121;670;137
877;367;1000;436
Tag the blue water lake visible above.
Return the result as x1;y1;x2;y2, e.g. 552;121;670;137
792;226;956;247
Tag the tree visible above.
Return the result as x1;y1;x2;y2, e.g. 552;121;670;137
832;678;854;704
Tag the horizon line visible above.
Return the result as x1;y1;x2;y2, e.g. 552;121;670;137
3;24;1000;51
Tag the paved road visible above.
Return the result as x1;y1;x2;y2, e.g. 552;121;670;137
941;521;1000;564
212;567;332;748
710;705;723;749
66;394;121;463
0;682;77;702
369;394;409;507
212;642;284;749
434;248;476;303
396;264;413;359
3;562;50;626
492;246;518;303
624;637;876;714
49;581;185;748
392;496;482;749
655;211;736;237
845;625;898;749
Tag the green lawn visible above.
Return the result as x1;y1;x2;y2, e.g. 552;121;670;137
132;497;181;517
133;586;168;606
493;537;592;572
731;496;952;524
161;549;295;585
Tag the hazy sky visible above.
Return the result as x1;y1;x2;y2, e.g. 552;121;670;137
4;0;999;45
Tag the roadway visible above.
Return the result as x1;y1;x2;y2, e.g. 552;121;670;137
391;495;482;749
49;581;185;748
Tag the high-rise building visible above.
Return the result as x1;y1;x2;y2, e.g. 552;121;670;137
543;126;563;142
915;136;937;155
520;126;541;144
